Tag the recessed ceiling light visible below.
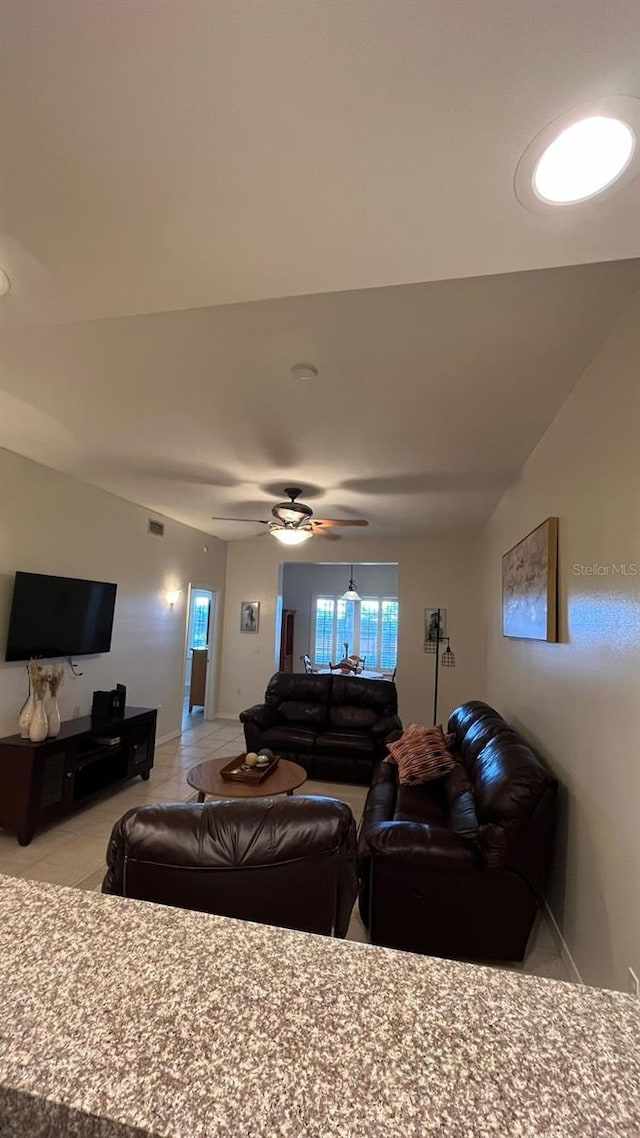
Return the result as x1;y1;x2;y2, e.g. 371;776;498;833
290;363;319;381
515;96;640;212
533;117;635;204
0;268;11;297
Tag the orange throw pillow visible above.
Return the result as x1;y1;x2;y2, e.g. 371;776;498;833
386;723;455;785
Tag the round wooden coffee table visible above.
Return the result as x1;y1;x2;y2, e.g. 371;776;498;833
186;755;307;803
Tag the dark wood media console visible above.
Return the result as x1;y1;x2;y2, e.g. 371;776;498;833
0;706;157;845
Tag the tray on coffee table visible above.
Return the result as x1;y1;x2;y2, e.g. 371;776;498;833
219;754;280;785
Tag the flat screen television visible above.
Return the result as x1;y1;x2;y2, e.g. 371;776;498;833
5;571;118;662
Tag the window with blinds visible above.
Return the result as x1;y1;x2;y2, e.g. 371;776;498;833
312;596;398;670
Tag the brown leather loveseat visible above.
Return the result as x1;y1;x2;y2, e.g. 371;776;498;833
358;701;558;961
240;672;402;784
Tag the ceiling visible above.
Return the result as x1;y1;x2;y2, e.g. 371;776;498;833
1;1;639;540
1;260;639;538
1;0;640;324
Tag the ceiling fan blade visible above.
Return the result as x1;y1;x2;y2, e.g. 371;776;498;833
210;516;269;524
313;518;369;527
312;525;341;541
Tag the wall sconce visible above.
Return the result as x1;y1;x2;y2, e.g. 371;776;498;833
165;589;181;607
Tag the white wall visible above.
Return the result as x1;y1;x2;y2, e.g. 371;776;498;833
0;449;226;741
218;537;484;726
281;561;398;667
480;286;640;992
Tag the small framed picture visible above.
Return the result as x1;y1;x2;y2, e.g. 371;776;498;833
424;608;446;651
240;601;260;634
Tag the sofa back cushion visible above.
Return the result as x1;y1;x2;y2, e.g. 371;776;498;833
472;736;553;823
264;672;332;710
329;705;378;729
279;701;328;727
331;675;398;717
448;701;507;769
448;701;557;868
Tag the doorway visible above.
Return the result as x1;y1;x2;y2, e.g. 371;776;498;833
279;562;399;674
183;588;216;721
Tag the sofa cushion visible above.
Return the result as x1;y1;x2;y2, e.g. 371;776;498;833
316;730;375;756
256;726;318;752
472;737;554;825
264;672;331;708
329;705;378;730
470;735;556;868
448;701;502;747
387;724;455;785
358;761;397;859
441;757;479;840
279;701;327;727
331;675;398;717
394;781;447;826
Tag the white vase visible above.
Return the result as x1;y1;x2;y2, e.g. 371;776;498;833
29;698;48;743
45;695;61;738
19;692;35;739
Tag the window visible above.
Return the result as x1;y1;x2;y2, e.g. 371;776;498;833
190;595;210;649
313;597;356;666
312;595;398;671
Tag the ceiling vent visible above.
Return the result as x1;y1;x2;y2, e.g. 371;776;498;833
148;519;165;537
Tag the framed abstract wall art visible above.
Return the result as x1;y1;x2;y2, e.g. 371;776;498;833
502;518;558;641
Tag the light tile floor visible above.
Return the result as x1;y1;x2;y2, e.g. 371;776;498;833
0;709;570;982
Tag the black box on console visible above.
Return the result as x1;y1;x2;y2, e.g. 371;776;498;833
92;684;126;720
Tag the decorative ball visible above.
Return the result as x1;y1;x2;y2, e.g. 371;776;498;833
258;748;273;759
245;752;258;767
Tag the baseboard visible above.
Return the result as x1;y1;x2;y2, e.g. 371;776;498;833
156;729;181;746
541;897;583;984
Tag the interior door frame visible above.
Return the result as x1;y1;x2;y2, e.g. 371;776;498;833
183;583;219;721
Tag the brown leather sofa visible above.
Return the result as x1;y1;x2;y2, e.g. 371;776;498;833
103;796;357;937
358;701;557;962
240;672;402;784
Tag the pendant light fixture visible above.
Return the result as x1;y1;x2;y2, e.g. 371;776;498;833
341;565;362;603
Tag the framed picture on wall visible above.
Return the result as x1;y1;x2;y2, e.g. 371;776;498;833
502;517;558;641
424;608;446;650
240;601;260;634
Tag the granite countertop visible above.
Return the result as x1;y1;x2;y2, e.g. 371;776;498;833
0;874;638;1138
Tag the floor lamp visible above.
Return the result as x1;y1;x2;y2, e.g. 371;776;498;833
424;608;456;726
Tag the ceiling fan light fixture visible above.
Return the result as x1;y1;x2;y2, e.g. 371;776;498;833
272;488;313;524
341;565;362;602
270;525;313;546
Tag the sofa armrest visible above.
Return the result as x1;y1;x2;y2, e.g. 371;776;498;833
101;809;138;896
239;704;278;730
371;714;403;741
365;821;477;870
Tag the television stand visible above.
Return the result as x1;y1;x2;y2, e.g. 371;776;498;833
0;706;157;845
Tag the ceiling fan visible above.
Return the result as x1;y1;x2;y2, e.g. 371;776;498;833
211;487;369;545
